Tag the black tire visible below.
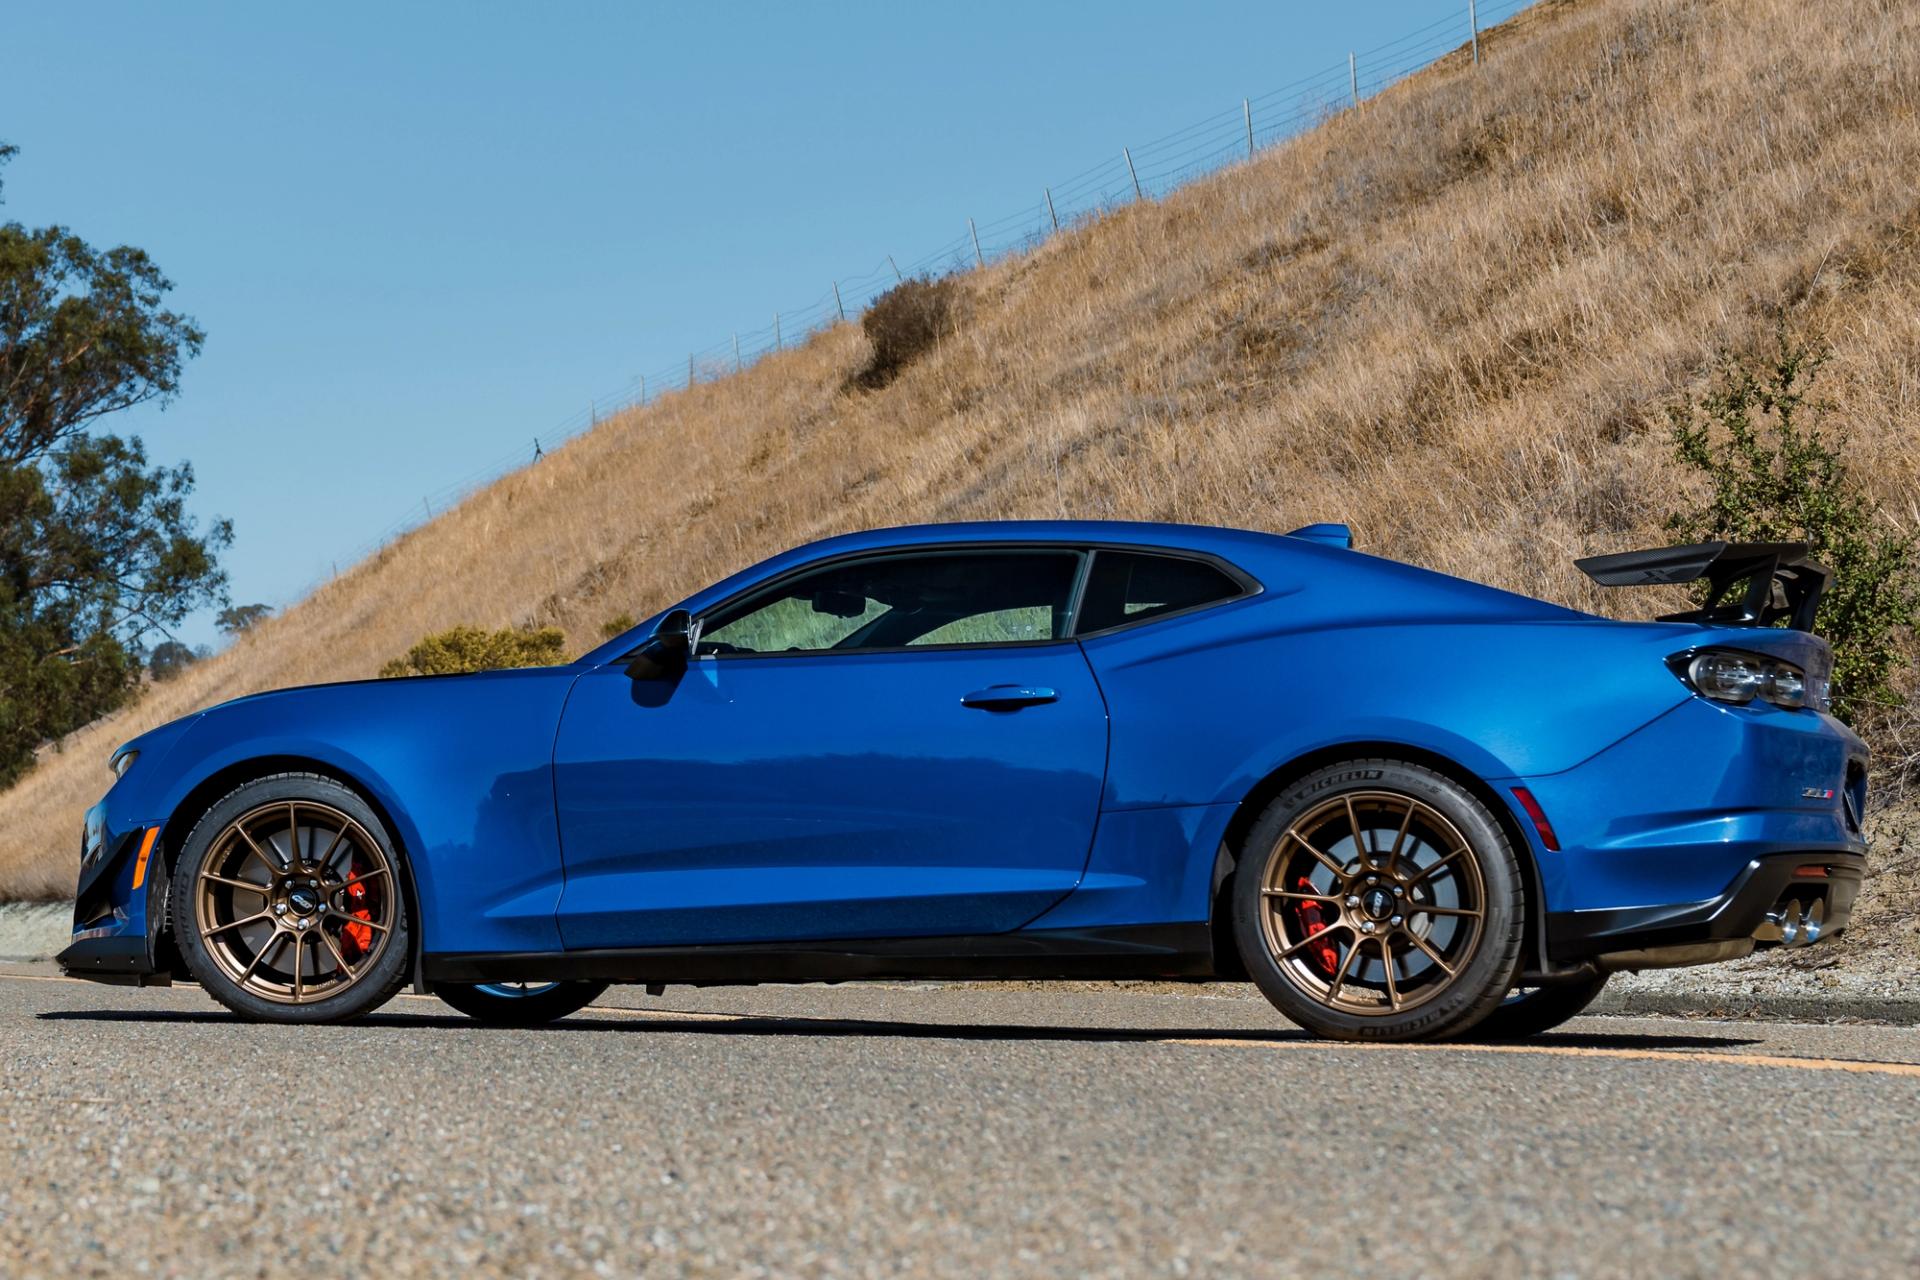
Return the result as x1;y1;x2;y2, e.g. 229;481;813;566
172;772;413;1025
1232;758;1525;1042
434;981;610;1026
1470;975;1610;1040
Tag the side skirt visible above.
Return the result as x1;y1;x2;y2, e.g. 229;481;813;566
422;923;1215;987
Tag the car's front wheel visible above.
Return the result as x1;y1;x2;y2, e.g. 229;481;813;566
174;773;412;1024
1232;759;1525;1042
434;980;609;1026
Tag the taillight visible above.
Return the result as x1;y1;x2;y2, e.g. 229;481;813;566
1671;648;1823;711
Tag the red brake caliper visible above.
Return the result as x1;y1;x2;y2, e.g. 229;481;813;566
1293;875;1340;974
340;871;375;960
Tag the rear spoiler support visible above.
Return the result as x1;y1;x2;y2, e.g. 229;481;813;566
1574;541;1829;631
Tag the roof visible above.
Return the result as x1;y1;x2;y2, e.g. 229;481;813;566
781;519;1298;558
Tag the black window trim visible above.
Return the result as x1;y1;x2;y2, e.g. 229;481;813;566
1070;545;1262;639
688;540;1262;661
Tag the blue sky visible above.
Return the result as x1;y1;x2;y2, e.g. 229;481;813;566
3;1;1495;649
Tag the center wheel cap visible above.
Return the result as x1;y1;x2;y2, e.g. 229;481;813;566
1361;887;1396;920
287;887;318;915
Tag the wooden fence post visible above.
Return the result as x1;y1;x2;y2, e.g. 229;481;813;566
1350;52;1359;108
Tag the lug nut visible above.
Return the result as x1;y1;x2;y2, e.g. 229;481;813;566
1345;895;1361;907
1390;915;1403;927
1361;922;1377;934
1366;876;1378;886
1393;886;1404;897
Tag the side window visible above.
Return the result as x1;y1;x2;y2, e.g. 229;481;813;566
698;550;1082;655
1074;551;1244;634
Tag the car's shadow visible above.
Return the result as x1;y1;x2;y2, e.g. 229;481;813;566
37;1007;1757;1051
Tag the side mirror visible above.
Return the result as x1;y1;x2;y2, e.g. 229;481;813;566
623;608;693;680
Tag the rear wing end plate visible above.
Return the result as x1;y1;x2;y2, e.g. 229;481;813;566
1574;540;1829;631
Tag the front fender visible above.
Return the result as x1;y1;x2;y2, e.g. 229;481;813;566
147;669;580;954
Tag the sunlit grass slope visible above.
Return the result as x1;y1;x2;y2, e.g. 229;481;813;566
6;0;1919;899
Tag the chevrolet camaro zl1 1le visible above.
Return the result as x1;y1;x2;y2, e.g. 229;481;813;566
59;521;1867;1041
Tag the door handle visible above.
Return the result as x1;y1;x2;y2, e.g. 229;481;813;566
960;685;1059;710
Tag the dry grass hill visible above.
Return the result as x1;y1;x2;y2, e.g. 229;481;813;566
4;0;1919;913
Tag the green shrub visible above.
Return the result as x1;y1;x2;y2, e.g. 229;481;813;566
600;612;636;640
148;640;202;682
1666;332;1919;723
379;624;568;678
855;276;955;389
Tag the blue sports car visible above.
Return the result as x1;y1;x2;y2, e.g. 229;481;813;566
58;521;1867;1040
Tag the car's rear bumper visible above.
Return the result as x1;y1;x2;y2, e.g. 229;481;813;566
1503;694;1869;969
1544;850;1864;966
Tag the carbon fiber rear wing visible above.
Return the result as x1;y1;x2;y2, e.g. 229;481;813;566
1574;540;1829;631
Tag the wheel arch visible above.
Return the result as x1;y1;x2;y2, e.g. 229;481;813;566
158;755;427;978
1209;741;1547;976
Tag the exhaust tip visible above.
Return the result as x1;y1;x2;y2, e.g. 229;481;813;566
1800;898;1825;946
1757;901;1803;947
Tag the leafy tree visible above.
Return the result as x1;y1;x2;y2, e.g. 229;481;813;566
379;624;567;678
0;144;230;785
216;603;272;635
1666;331;1919;723
148;640;202;682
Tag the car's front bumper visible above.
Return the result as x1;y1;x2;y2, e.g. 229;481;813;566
56;800;173;986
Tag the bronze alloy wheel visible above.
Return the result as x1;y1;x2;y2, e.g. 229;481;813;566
193;800;399;1005
1255;790;1487;1017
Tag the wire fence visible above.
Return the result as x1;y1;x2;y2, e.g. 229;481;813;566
300;0;1528;599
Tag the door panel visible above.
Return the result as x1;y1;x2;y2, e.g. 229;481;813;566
551;644;1108;948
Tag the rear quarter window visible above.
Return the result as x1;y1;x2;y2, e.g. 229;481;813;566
1074;551;1247;634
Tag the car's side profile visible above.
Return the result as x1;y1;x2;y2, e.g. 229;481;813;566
59;521;1868;1041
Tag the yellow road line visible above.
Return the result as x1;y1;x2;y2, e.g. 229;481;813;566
1163;1036;1920;1079
580;1002;744;1023
0;972;85;984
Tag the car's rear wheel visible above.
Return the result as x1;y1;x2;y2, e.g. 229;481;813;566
174;774;412;1024
1232;759;1525;1042
434;980;609;1026
1471;975;1610;1039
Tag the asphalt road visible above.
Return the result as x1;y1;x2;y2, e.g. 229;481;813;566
4;969;1918;1279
